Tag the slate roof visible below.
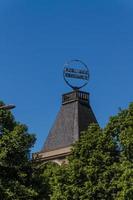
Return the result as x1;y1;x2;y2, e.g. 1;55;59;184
42;90;97;153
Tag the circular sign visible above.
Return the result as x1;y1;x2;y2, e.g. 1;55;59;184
63;59;89;90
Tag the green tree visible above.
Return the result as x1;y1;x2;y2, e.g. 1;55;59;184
0;102;37;200
32;162;60;200
106;103;133;200
46;124;118;200
46;103;133;200
5;99;131;200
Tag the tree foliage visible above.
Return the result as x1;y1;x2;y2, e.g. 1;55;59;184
1;100;133;200
106;103;133;200
37;103;133;200
0;102;37;199
48;125;118;200
32;162;61;200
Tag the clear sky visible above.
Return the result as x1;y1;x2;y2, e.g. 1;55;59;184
0;0;133;153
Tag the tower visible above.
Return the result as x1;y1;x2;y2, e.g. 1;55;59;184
33;60;97;165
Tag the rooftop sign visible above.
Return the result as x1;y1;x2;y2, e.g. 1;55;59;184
63;60;89;90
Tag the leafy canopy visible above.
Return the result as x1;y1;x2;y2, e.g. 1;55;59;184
0;101;37;200
37;103;133;200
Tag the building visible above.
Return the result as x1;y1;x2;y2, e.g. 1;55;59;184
33;89;97;165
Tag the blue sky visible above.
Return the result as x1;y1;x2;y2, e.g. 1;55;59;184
0;0;133;153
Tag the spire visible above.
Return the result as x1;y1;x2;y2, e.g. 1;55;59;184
33;60;97;164
42;90;97;153
33;90;97;164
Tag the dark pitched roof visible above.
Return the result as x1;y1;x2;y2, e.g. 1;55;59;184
42;90;97;153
